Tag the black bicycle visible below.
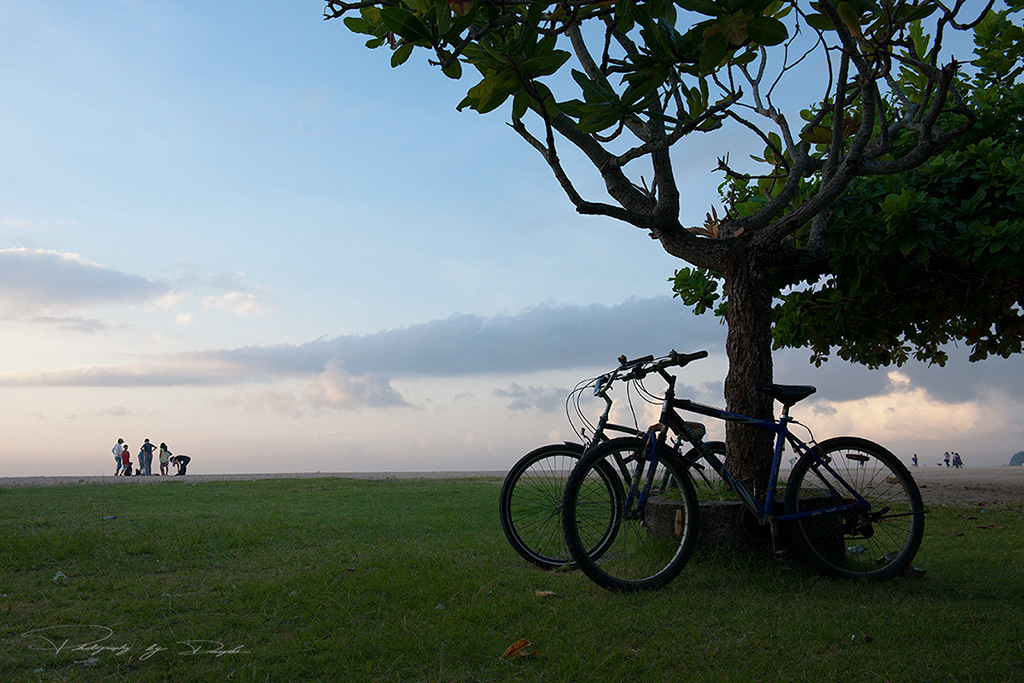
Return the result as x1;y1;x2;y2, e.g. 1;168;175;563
499;354;725;569
561;350;925;591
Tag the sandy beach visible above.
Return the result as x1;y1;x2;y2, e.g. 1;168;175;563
1;467;1023;505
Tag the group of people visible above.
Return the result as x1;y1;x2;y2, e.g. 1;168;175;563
910;452;965;468
112;438;191;476
943;451;965;468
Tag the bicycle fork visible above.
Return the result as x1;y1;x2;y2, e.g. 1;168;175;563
622;430;661;521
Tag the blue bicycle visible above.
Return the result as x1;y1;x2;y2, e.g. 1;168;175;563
499;354;725;569
560;350;925;591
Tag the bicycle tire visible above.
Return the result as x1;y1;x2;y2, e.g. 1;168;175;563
784;436;925;580
561;437;699;591
499;443;621;569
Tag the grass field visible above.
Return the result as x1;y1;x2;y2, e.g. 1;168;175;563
1;477;1022;682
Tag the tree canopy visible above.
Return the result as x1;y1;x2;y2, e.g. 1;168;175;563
676;4;1024;368
325;0;1005;487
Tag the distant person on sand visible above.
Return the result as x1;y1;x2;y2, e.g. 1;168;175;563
112;438;125;476
944;451;951;468
121;443;132;476
912;453;918;467
952;452;964;468
170;454;191;476
140;438;156;476
158;442;171;476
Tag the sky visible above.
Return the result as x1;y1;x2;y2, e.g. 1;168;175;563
1;1;1021;477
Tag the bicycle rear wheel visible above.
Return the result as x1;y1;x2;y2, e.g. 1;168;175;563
499;443;621;569
561;437;699;591
784;437;925;580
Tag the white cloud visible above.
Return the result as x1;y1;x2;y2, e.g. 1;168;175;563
0;247;172;318
302;359;409;410
494;383;568;412
201;292;267;316
813;370;982;442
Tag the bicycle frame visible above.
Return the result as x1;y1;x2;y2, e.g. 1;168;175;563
627;368;874;526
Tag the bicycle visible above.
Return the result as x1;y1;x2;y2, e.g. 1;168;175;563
499;354;725;569
560;350;925;591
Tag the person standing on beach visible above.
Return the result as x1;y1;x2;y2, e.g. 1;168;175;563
158;442;171;476
112;438;125;476
944;452;951;468
140;439;156;476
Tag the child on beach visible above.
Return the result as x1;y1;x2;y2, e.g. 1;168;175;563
158;442;171;476
121;445;132;477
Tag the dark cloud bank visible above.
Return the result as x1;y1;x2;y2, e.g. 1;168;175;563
2;295;1021;407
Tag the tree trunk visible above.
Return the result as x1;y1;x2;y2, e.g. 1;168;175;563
722;249;776;496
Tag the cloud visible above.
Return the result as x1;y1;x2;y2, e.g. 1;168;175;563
0;297;721;413
29;316;110;333
774;344;1024;404
302;360;409;410
201;291;268;316
0;361;243;387
0;247;172;318
209;296;724;378
5;291;1021;420
494;383;568;412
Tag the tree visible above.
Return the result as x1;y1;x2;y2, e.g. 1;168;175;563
683;5;1024;369
325;0;994;491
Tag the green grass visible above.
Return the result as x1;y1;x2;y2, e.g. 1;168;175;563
1;478;1022;682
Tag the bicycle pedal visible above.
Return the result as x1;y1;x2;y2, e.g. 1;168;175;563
774;549;793;571
768;518;791;570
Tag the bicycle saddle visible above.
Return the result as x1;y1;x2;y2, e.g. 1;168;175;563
755;384;817;406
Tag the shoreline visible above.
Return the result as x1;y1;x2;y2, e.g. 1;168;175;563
1;467;1022;504
0;471;508;488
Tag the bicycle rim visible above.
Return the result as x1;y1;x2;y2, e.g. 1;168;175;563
785;437;925;580
562;438;698;591
499;444;584;569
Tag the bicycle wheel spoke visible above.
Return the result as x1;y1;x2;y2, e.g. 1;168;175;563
500;446;583;569
562;438;698;591
785;437;924;580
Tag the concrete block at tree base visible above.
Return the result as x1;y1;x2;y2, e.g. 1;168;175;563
646;496;845;557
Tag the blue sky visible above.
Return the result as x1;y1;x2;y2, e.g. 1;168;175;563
2;1;1021;476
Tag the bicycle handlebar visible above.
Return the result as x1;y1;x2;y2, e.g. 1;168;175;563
621;349;708;380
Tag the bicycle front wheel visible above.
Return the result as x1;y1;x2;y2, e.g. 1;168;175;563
499;443;586;569
562;437;699;591
784;437;925;580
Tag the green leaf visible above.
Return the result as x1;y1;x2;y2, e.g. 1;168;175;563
805;12;835;30
512;89;530;119
390;43;415;67
800;124;832;144
520;50;572;78
719;12;747;45
836;2;862;38
441;58;463;79
745;16;788;46
379;7;433;44
700;28;729;73
675;0;725;16
343;16;372;35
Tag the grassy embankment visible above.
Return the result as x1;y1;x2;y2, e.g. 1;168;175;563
1;477;1021;682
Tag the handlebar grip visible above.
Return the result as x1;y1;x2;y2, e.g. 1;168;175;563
677;350;708;364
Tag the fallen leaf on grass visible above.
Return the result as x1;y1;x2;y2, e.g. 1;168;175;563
501;639;537;660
